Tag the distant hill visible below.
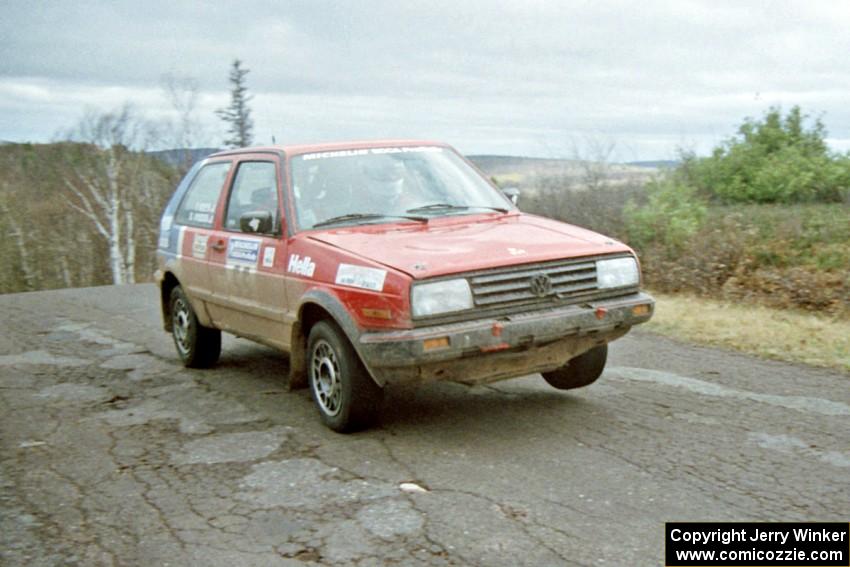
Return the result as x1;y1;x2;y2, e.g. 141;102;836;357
626;160;679;169
467;155;589;186
467;155;581;176
468;154;658;190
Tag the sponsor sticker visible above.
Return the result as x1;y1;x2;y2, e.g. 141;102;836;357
227;237;261;266
335;264;387;292
192;234;208;259
369;146;443;155
302;148;369;161
287;254;316;277
301;146;442;161
262;246;276;268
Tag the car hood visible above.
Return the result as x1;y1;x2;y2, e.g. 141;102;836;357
307;213;633;279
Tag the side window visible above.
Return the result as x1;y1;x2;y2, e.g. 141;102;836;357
175;162;232;228
224;161;279;232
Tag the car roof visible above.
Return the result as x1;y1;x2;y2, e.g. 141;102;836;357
209;139;450;159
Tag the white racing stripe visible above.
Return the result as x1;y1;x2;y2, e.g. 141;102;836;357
606;366;850;417
175;226;186;259
749;432;850;468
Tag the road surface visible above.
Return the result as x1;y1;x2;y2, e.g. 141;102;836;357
1;285;847;566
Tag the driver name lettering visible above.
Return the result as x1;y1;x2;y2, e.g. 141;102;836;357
288;254;316;277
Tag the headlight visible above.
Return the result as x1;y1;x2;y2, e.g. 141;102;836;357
596;257;639;289
411;278;473;317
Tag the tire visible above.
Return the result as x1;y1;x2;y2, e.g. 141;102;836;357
541;344;608;390
170;285;221;368
307;320;383;433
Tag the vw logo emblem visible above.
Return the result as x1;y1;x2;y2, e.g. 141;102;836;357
529;273;552;297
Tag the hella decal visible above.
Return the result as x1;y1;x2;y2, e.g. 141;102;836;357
288;254;316;277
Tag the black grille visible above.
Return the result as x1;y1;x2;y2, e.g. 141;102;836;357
468;258;599;309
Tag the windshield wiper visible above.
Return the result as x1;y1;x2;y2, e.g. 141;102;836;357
406;203;509;214
312;212;428;228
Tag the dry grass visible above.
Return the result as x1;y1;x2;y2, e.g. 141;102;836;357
645;292;850;372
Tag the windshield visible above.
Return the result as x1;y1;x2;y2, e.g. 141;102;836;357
290;145;513;230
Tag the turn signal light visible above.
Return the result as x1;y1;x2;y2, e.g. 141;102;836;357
361;308;392;320
632;304;651;316
423;337;450;351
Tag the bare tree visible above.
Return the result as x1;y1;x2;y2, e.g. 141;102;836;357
0;190;38;290
61;105;163;285
162;74;203;172
216;59;254;148
571;136;617;192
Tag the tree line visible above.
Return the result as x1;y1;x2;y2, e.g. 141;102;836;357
0;59;255;294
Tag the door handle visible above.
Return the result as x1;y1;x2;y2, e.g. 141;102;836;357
210;239;226;252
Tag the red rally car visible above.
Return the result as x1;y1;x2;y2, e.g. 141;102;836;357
155;140;654;432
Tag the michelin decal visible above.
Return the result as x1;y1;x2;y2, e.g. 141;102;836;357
227;237;261;266
302;146;442;161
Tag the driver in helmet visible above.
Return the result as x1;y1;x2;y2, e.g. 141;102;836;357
361;156;412;214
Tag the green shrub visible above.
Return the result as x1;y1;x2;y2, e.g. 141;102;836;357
637;203;850;316
624;177;707;255
681;106;850;204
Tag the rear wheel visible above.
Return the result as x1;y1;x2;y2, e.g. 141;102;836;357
170;286;221;368
308;320;383;432
541;344;607;390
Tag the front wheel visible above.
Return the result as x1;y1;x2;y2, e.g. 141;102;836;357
170;286;221;368
308;321;383;432
541;344;607;390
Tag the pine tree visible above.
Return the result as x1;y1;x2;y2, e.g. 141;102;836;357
216;59;254;148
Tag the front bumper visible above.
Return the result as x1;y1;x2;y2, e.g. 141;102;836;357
357;292;654;385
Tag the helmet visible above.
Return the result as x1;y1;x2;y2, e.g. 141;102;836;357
362;156;405;200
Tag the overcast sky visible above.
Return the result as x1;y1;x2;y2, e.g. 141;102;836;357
2;1;850;160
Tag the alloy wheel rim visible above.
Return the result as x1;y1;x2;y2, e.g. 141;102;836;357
173;298;191;355
311;340;342;416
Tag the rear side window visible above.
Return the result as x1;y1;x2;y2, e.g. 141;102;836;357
175;162;232;228
224;161;279;231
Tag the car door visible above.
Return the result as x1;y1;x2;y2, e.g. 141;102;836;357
171;159;234;311
206;155;290;349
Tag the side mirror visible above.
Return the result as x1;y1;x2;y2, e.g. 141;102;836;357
502;187;520;206
240;210;274;234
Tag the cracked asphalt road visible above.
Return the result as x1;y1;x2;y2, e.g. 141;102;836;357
1;284;848;566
